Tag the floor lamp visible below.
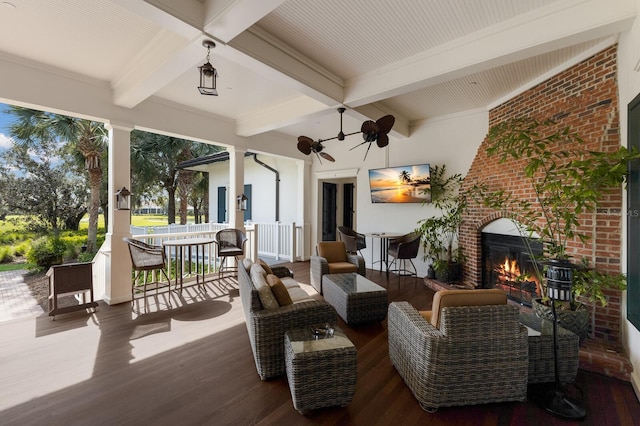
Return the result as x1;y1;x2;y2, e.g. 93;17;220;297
535;259;587;420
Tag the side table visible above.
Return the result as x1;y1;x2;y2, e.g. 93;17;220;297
284;325;357;413
47;262;98;319
519;312;580;383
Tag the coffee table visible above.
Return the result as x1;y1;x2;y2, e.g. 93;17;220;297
284;325;357;413
322;273;388;325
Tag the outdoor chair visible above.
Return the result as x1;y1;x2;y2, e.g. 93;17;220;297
387;231;420;284
338;226;367;257
123;237;171;307
310;241;365;294
387;289;528;411
214;228;247;278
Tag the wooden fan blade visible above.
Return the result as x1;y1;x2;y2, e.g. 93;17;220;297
361;120;379;142
297;138;312;155
376;134;389;148
361;120;378;134
320;152;335;162
376;115;395;135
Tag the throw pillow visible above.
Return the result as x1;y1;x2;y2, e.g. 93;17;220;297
267;274;293;306
258;258;273;275
242;258;254;271
250;264;279;309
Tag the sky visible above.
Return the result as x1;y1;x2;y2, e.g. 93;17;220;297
0;102;16;151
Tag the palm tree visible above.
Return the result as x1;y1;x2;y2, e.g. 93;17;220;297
131;131;219;224
7;106;107;252
399;170;412;184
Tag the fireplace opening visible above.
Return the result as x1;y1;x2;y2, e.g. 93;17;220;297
481;233;543;306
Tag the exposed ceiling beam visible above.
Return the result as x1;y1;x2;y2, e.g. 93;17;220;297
343;0;636;107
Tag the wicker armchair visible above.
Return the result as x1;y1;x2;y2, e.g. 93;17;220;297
388;297;528;411
238;259;337;380
123;237;170;305
310;241;365;294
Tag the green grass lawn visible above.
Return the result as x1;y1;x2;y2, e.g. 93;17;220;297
0;214;191;266
78;214;195;228
0;262;34;272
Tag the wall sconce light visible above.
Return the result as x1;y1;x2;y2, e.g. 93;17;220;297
236;194;248;211
198;40;218;96
115;187;131;210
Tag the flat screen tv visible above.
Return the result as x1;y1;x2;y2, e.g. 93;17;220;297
368;164;431;203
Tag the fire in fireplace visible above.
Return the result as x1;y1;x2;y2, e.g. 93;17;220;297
481;232;543;306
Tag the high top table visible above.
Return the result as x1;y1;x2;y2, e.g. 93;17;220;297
365;232;403;274
162;237;215;292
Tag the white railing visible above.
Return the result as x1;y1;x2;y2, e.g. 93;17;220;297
91;221;304;300
131;221;304;262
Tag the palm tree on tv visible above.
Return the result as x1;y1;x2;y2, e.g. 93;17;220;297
399;170;412;185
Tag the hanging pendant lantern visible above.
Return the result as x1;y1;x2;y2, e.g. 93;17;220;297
198;40;218;96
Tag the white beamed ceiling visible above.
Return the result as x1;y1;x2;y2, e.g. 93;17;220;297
0;0;636;142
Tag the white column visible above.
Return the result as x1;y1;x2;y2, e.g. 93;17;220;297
103;122;133;305
297;159;312;260
229;146;246;231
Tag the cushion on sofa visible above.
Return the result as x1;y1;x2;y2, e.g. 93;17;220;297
288;287;314;303
266;274;293;306
243;258;254;271
280;276;300;289
250;264;279;309
258;258;273;275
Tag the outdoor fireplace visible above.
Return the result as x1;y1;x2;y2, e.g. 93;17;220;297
481;232;542;306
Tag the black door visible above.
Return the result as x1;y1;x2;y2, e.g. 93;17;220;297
322;182;337;241
343;183;354;229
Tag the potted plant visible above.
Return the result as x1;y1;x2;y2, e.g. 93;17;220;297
416;165;466;283
472;117;637;336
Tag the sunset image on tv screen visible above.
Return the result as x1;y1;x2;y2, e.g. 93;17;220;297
368;164;431;203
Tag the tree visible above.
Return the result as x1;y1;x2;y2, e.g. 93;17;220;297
6;106;107;252
0;135;88;233
130;131;220;224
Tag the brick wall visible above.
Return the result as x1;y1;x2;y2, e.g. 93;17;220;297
461;45;622;342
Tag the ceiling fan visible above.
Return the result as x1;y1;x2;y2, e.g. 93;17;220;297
297;107;395;162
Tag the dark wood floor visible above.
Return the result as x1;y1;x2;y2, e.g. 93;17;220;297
0;261;638;425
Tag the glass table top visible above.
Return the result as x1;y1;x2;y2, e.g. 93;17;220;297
286;325;354;354
323;273;386;294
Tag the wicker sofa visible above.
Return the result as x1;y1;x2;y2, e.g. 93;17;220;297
388;295;529;411
238;258;337;380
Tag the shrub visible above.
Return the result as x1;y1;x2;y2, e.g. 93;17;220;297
27;236;67;270
0;246;13;263
12;241;30;257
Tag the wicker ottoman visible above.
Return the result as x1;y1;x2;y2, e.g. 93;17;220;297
519;313;580;383
284;325;357;413
322;273;388;325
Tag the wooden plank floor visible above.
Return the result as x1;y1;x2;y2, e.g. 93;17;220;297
0;261;638;425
